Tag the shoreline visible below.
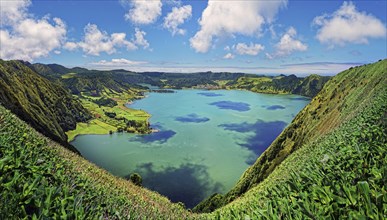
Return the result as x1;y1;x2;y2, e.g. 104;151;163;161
67;91;153;143
67;88;310;143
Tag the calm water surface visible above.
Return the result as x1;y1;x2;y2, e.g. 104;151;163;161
71;89;309;208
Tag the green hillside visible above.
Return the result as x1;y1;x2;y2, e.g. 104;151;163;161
205;83;386;218
0;60;91;150
0;105;192;219
31;63;88;78
227;74;330;97
194;59;387;214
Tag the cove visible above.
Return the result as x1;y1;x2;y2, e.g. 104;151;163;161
71;89;309;208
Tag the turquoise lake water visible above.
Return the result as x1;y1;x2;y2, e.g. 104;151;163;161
71;89;310;208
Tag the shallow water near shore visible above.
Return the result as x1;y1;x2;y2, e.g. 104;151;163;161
71;89;309;208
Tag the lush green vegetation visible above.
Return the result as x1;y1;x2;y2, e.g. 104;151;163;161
92;97;118;107
201;89;386;218
0;60;91;150
226;74;330;97
195;59;387;213
31;62;329;98
0;105;194;219
1;59;385;218
66;90;150;142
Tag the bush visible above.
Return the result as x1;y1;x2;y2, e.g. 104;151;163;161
129;173;142;186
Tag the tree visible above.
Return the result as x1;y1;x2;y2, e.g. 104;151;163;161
129;173;142;186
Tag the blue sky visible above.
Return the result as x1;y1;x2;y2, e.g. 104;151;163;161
0;0;386;75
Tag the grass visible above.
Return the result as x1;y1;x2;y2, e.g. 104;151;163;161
229;76;288;94
66;119;117;142
194;59;387;213
66;89;150;142
204;77;387;219
0;105;196;219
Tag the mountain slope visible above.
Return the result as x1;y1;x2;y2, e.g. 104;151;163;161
31;63;88;80
0;60;91;149
0;105;192;219
195;59;387;212
207;83;386;218
227;74;330;97
293;74;330;97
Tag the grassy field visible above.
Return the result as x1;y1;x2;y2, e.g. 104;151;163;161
66;89;150;142
66;120;117;142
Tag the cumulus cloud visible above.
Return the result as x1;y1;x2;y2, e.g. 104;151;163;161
0;0;67;61
223;53;235;59
163;5;192;36
88;58;148;70
91;58;147;66
190;0;287;53
64;25;150;55
267;27;307;59
313;1;386;47
234;43;264;56
124;0;162;25
0;0;30;24
133;28;150;49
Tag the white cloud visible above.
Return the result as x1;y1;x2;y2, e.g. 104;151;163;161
0;0;30;24
0;0;67;61
91;58;147;66
124;0;162;25
267;27;307;58
190;0;287;53
64;24;149;56
163;5;192;36
63;42;78;51
223;53;235;59
133;28;150;49
234;43;264;56
313;1;386;47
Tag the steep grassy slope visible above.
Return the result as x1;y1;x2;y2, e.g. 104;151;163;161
206;86;386;218
293;74;330;97
227;74;330;97
0;105;194;219
0;60;91;149
195;59;386;212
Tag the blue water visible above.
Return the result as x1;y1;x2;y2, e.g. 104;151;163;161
71;89;309;208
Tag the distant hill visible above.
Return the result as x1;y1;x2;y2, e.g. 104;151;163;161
195;59;386;215
30;63;89;80
0;60;91;151
31;63;329;98
227;74;330;97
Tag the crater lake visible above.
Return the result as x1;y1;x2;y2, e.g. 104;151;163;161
71;89;310;208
